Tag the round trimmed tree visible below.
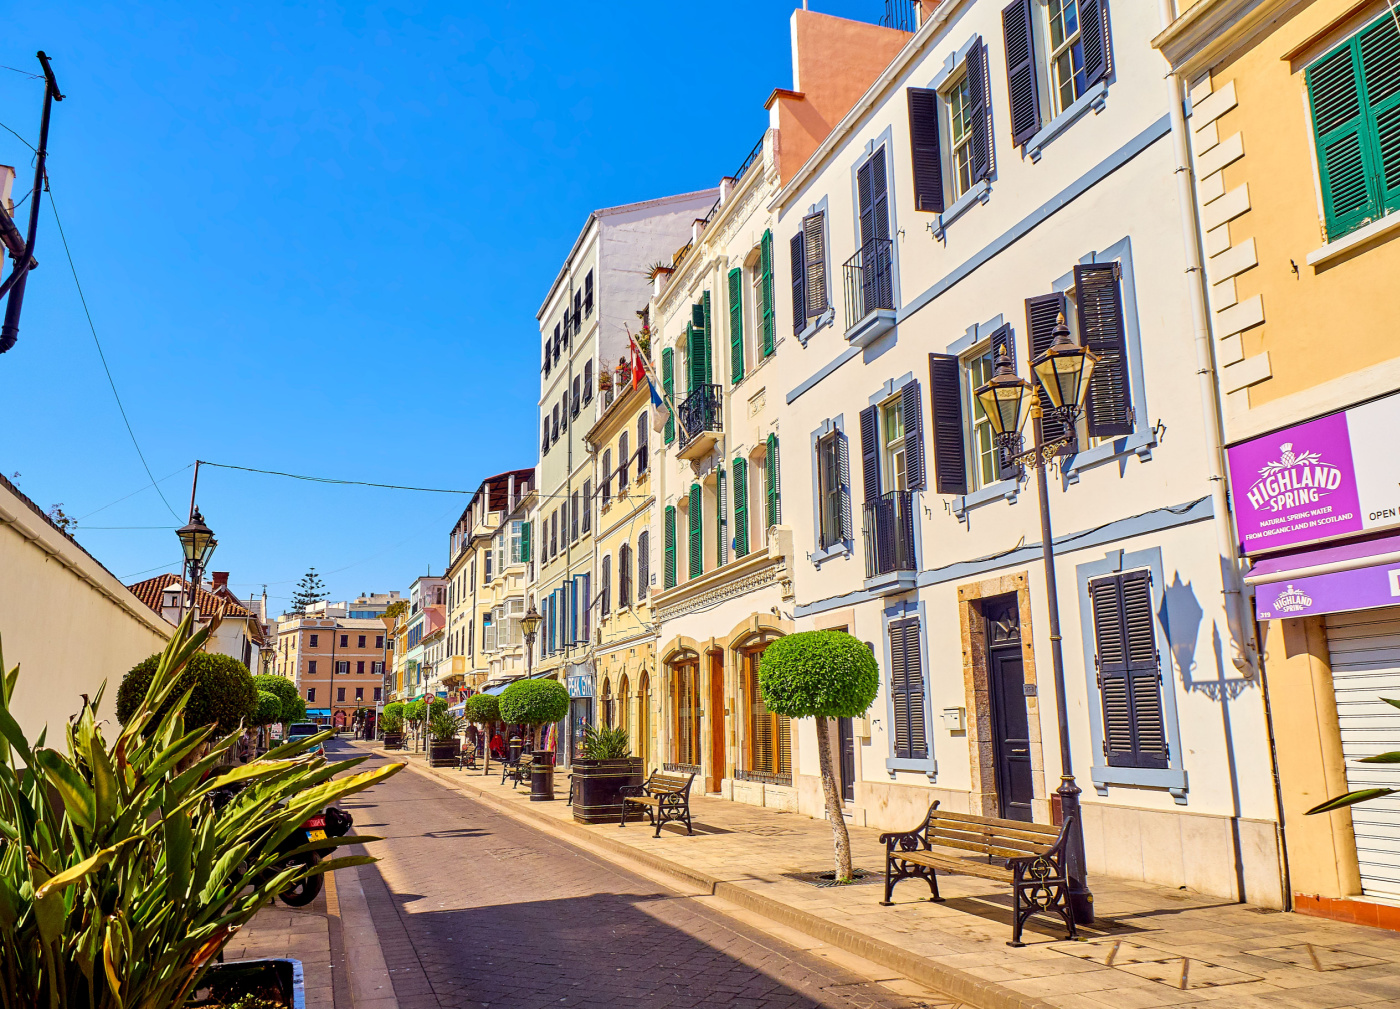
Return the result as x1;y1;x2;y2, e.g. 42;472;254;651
253;690;283;726
253;674;298;727
465;692;501;773
758;631;879;882
499;678;569;752
116;651;259;738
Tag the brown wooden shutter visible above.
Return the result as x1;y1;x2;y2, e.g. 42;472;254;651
907;87;945;213
860;406;881;503
927;354;968;495
1074;263;1133;437
803;212;827;316
790;231;807;334
966;36;991;182
1023;294;1073;454
1079;0;1110;87
901;380;926;490
1002;0;1042;146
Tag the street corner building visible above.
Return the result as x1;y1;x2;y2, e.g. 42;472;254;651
1158;0;1400;924
276;607;389;728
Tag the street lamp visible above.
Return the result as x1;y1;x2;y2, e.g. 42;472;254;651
520;601;542;677
974;313;1098;928
175;508;217;619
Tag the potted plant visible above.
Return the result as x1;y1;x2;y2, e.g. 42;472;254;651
380;701;405;749
758;630;878;883
465;692;499;775
428;710;464;767
571;724;644;824
499;678;570;801
0;615;401;1006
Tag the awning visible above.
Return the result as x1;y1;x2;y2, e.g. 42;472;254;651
1249;532;1400;620
484;682;512;696
305;708;332;717
448;701;466;715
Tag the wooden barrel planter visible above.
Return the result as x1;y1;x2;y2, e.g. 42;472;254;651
429;738;460;767
571;757;645;823
381;732;403;750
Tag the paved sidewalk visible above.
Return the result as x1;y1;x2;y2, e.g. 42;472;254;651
366;743;1400;1009
220;887;339;1009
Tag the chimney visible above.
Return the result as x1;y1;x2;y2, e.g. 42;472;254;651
212;572;230;590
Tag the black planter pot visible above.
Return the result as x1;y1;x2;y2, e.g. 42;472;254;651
571;757;645;823
429;738;460;767
530;750;556;801
192;957;303;1007
381;733;403;750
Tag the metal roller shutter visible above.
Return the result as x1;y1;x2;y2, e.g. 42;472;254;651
1326;606;1400;897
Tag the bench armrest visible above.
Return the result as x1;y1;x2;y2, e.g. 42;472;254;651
617;784;647;799
878;800;939;853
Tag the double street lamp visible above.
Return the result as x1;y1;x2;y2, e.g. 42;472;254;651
973;312;1098;925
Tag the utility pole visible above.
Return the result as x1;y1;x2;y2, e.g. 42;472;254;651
0;52;63;356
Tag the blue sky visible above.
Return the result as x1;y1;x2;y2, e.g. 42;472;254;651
0;1;878;612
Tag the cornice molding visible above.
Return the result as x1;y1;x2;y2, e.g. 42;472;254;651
1152;0;1315;77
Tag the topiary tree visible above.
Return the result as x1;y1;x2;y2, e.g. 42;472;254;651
253;674;298;727
465;692;500;773
116;651;259;738
499;678;569;753
281;693;308;725
758;631;879;882
253;690;283;726
383;701;405;723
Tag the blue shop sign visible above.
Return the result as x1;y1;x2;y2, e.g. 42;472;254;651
566;673;593;698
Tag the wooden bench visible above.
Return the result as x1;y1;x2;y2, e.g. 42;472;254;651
501;755;529;788
879;802;1078;947
618;771;695;837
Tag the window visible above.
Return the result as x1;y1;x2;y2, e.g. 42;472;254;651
373;661;384;674
336;660;349;675
552;405;559;441
686;293;712;393
583;359;593;402
1089;570;1167;769
908;88;945;212
948;73;978;198
374;687;382;701
744;644;791;776
664;506;678;589
572;377;581;416
817;431;850;548
1047;0;1088;115
544;339;552;378
732;458;750;558
307;688;316;702
510;520;524;564
355;687;364;701
889;617;928;759
602;556;612;617
765;434;781;531
687;483;703;579
759;231;775;356
601;450;612;507
358;635;366;648
1308;15;1400;240
618;432;629;491
636;416;649;476
337;687;345;703
484;544;493;581
581;481;592;532
967;348;1000;488
662;348;675;444
573;289;583;328
728;267;745;383
1074;264;1132;437
584;270;594;315
1001;0;1109;145
790;213;828;335
560;393;568;431
619;542;632;609
716;468;728;568
637;530;650;600
356;661;365;674
308;660;318;675
881;399;907;492
571;491;580;541
309;634;318;647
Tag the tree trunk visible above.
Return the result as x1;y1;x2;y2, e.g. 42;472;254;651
482;726;491;777
815;715;852;882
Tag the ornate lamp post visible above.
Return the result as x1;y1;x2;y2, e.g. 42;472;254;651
974;313;1098;925
520;601;542;677
175;508;217;621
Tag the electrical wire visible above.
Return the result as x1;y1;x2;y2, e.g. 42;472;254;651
199;460;472;494
77;462;193;520
0;118;35;152
49;184;183;522
0;65;42;81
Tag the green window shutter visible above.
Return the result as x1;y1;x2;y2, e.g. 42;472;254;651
702;290;713;384
1360;17;1400;219
520;520;531;562
733;458;749;558
664;506;677;588
1310;39;1378;238
765;433;781;529
688;483;703;579
728;268;745;384
662;347;675;444
760;230;775;357
716;467;727;567
685;322;697;395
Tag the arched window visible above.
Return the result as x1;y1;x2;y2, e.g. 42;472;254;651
618;431;630;490
601;677;613;727
619;542;632;609
637;414;649;475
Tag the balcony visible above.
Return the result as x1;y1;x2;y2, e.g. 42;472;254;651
843;238;896;347
863;490;917;592
677;383;722;460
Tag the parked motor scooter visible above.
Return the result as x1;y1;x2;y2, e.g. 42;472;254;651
274;805;354;906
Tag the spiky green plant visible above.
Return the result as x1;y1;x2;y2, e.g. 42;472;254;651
0;615;402;1008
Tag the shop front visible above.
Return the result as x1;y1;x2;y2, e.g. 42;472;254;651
1228;393;1400;916
566;663;594;765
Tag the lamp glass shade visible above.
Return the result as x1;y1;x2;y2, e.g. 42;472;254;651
520;604;542;639
974;372;1034;440
177;510;217;568
1032;346;1098;412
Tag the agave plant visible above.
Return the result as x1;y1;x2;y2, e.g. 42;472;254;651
0;615;402;1008
1306;696;1400;814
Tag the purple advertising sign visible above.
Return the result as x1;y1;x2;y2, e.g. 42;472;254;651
1254;560;1400;620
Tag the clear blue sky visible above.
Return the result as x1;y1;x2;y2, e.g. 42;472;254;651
1;1;877;612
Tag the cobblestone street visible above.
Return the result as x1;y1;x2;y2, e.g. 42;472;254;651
334;742;959;1009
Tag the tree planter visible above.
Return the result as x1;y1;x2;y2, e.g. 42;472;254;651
571;757;645;823
429;738;460;767
381;732;403;750
192;957;304;1007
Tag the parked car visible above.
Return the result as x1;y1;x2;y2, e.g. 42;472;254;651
285;722;326;758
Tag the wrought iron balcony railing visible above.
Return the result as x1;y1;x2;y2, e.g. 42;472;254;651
863;489;917;579
843;238;895;329
678;384;722;451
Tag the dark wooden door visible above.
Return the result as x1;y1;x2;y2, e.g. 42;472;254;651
838;717;856;802
985;596;1033;822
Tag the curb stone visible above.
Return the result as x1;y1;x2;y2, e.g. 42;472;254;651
376;747;1055;1009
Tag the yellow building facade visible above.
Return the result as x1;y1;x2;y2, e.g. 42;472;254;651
586;374;659;769
1158;0;1400;926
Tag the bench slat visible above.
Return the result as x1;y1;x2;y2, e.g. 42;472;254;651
928;809;1059;836
928;827;1051;856
904;835;1051;861
898;850;1014;882
932;821;1062;847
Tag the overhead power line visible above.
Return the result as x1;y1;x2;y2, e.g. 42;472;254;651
200;460;472;494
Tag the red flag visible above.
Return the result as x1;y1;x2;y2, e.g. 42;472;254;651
630;335;645;390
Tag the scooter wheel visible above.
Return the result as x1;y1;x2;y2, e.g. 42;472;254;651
278;868;324;907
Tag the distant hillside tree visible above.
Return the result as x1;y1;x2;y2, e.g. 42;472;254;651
289;568;328;614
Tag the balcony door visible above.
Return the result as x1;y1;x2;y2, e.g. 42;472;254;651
856;147;893;311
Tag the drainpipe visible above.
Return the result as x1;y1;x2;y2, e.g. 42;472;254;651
1157;0;1256;676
